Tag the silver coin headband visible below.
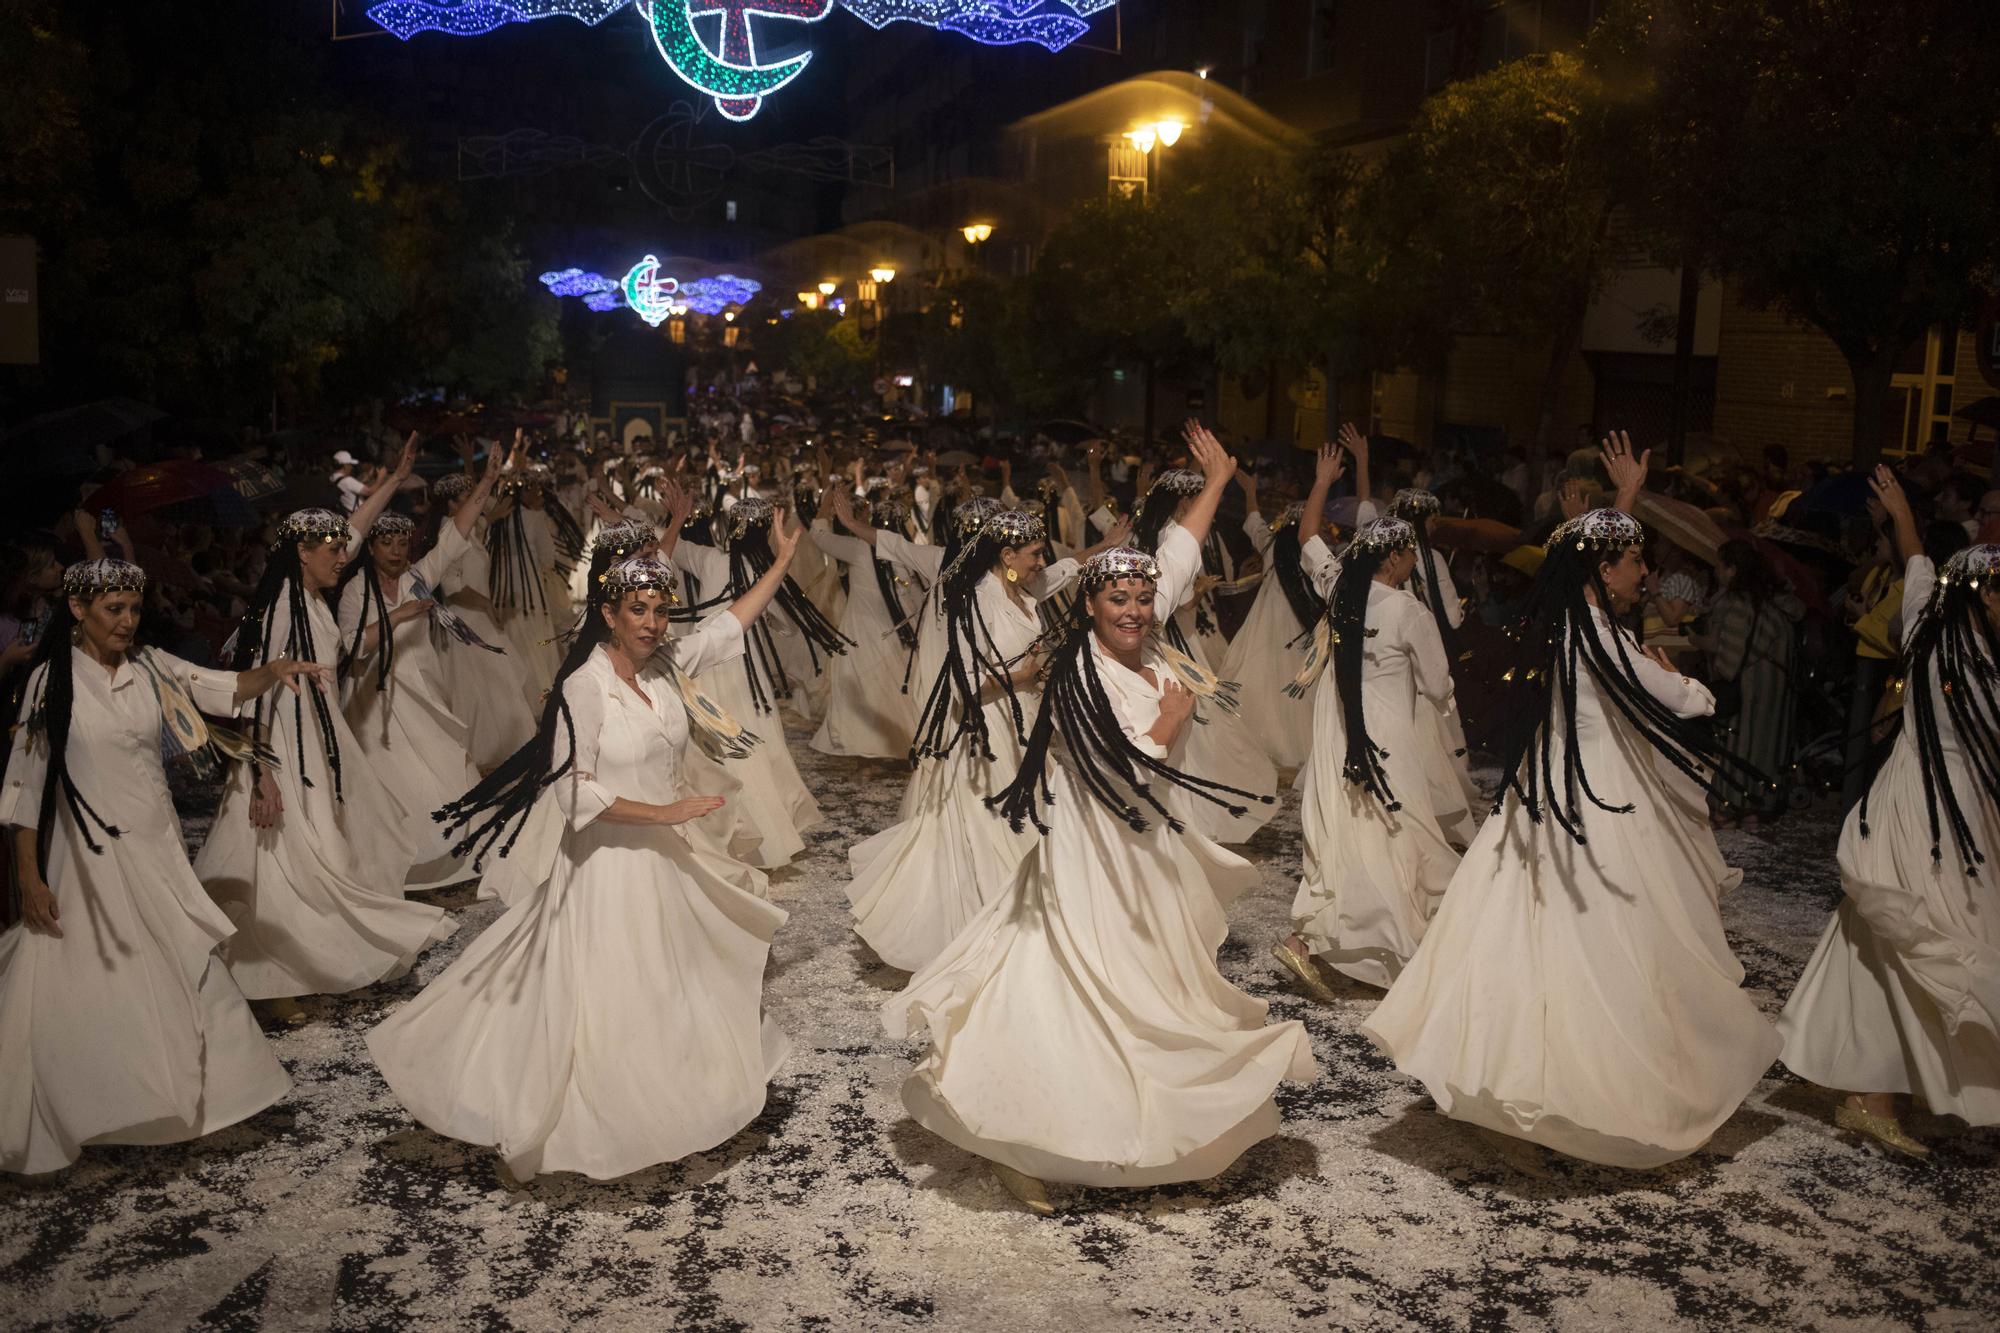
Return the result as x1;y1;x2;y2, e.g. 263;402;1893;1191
63;558;147;598
278;508;349;546
984;509;1046;547
1389;488;1441;519
726;495;776;540
871;497;911;530
1940;544;2000;588
1270;501;1306;531
592;519;656;558
1078;546;1162;595
1551;507;1645;552
953;496;1003;535
1151;468;1205;497
432;473;473;503
599;557;677;598
370;513;415;538
1347;516;1418;555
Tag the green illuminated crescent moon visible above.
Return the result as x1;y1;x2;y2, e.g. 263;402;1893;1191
644;1;814;106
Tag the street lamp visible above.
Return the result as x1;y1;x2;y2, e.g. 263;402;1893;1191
869;266;897;284
818;280;837;297
961;223;993;245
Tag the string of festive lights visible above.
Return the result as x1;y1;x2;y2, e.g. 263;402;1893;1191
680;274;763;314
543;260;763;324
621;255;682;327
365;0;627;41
841;1;1112;51
538;268;622;298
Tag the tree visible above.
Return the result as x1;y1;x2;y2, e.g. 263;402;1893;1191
1646;0;2000;465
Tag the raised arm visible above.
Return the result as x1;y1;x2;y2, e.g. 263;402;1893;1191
725;507;804;630
1340;422;1371;516
450;446;503;540
1296;437;1348;547
350;433;418;540
1869;466;1922;566
1601;431;1651;514
1173;421;1238;550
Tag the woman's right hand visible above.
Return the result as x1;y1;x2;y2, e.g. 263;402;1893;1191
392;597;435;626
656;795;726;826
1155;678;1196;730
21;872;61;937
249;769;284;830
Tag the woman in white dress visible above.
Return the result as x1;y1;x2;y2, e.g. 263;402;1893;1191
1218;482;1323;771
843;508;1085;972
1364;438;1781;1168
1131;442;1279;843
1388;486;1481;840
1779;467;2000;1156
369;534;806;1182
887;433;1317;1213
1274;504;1462;999
195;497;455;1014
666;497;835;867
485;466;580;702
430;470;537;772
336;453;499;888
2;560;315;1173
810;492;922;759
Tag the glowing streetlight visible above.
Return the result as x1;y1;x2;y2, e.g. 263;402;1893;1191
1126;120;1186;154
817;280;837;296
1125;126;1156;155
961;222;994;245
1155;119;1185;147
869;266;897;284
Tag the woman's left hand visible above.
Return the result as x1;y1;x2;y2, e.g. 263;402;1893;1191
768;507;803;565
270;660;330;695
1157;678;1195;729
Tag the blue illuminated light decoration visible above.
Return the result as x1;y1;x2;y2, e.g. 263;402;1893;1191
371;1;1113;118
621;255;682;327
538;267;621;298
584;292;626;312
841;1;1113;51
365;0;626;40
680;273;763;314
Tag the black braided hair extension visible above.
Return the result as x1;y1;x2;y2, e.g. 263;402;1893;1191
20;599;121;875
1489;538;1767;845
1269;518;1328;631
1136;481;1223;636
485;505;548;618
727;521;852;671
334;540;396;691
987;609;1268;837
907;530;1031;765
541;490;586;571
1408;524;1463;664
1860;560;2000;872
434;617;606;870
1330;547;1398;809
232;546;344;801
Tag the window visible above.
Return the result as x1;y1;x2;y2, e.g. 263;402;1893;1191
725;199;738;222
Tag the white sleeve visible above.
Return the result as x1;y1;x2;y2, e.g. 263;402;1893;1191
812;529;874;567
158;651;241;717
1902;555;1936;623
1429;556;1465;629
1152;526;1203;622
1243;512;1274;554
335;578;368;645
1354;499;1380;526
1030;558;1079;600
551;674;617;831
1300;535;1341;599
672;608;747;679
0;665;51;831
878;530;946;583
412;520;472;589
1089;505;1114;535
1590;613;1713;718
1059;488;1087;549
669;539;731;589
1401;599;1455;707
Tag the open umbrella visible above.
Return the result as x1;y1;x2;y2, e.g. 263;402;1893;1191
88;460;258;524
213;457;284;501
1633;491;1730;566
1037;419;1103;446
1430;516;1523;554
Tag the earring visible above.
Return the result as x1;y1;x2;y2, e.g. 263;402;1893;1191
1005;567;1020;584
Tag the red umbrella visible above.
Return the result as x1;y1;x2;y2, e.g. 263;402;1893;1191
86;460;244;518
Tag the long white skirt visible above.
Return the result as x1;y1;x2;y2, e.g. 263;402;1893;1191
368;820;789;1181
196;704;454;1000
1292;677;1462;988
1218;581;1314;770
1415;698;1480;842
345;669;482;891
691;658;822;868
846;702;1035;973
493;602;562;707
1;827;290;1175
812;623;920;760
1364;759;1779;1168
885;769;1318;1187
1779;741;2000;1124
440;594;538;772
1176;625;1279;845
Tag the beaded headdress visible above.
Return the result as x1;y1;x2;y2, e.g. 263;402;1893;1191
1152;468;1205;497
983;509;1046;547
1270;501;1306;532
1078;546;1161;595
62;558;146;598
1347;516;1417;555
953;495;1003;535
1940;544;2000;588
599;557;677;598
277;508;349;546
1388;488;1441;520
432;473;473;503
591;519;656;559
870;496;911;530
370;513;415;538
725;495;776;541
1551;507;1644;552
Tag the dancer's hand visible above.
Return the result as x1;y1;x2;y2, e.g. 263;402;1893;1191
20;873;61;938
393;433;420;481
250;769;284;831
1337;421;1368;467
768;507;803;566
1154;679;1195;733
269;659;330;695
1314;440;1347;489
391;597;435;626
656;796;726;826
1184;421;1237;489
1868;465;1913;521
1559;476;1588;521
1600;431;1650;508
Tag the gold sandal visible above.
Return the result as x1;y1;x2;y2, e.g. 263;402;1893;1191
1271;941;1339;1005
990;1162;1055;1216
1833;1103;1931;1158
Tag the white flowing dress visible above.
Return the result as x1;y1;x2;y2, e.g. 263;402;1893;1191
1;650;290;1174
1363;606;1779;1167
368;616;789;1181
1160;520;1278;844
846;536;1077;973
338;521;484;890
667;539;822;868
810;523;921;759
1409;556;1480;839
1779;555;2000;1124
774;530;839;727
195;590;454;1000
1290;550;1463;989
1218;511;1316;770
440;519;538;772
491;508;564;703
885;527;1319;1186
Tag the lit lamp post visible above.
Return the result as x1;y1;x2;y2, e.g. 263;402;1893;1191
961;222;994;272
1124;119;1186;194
